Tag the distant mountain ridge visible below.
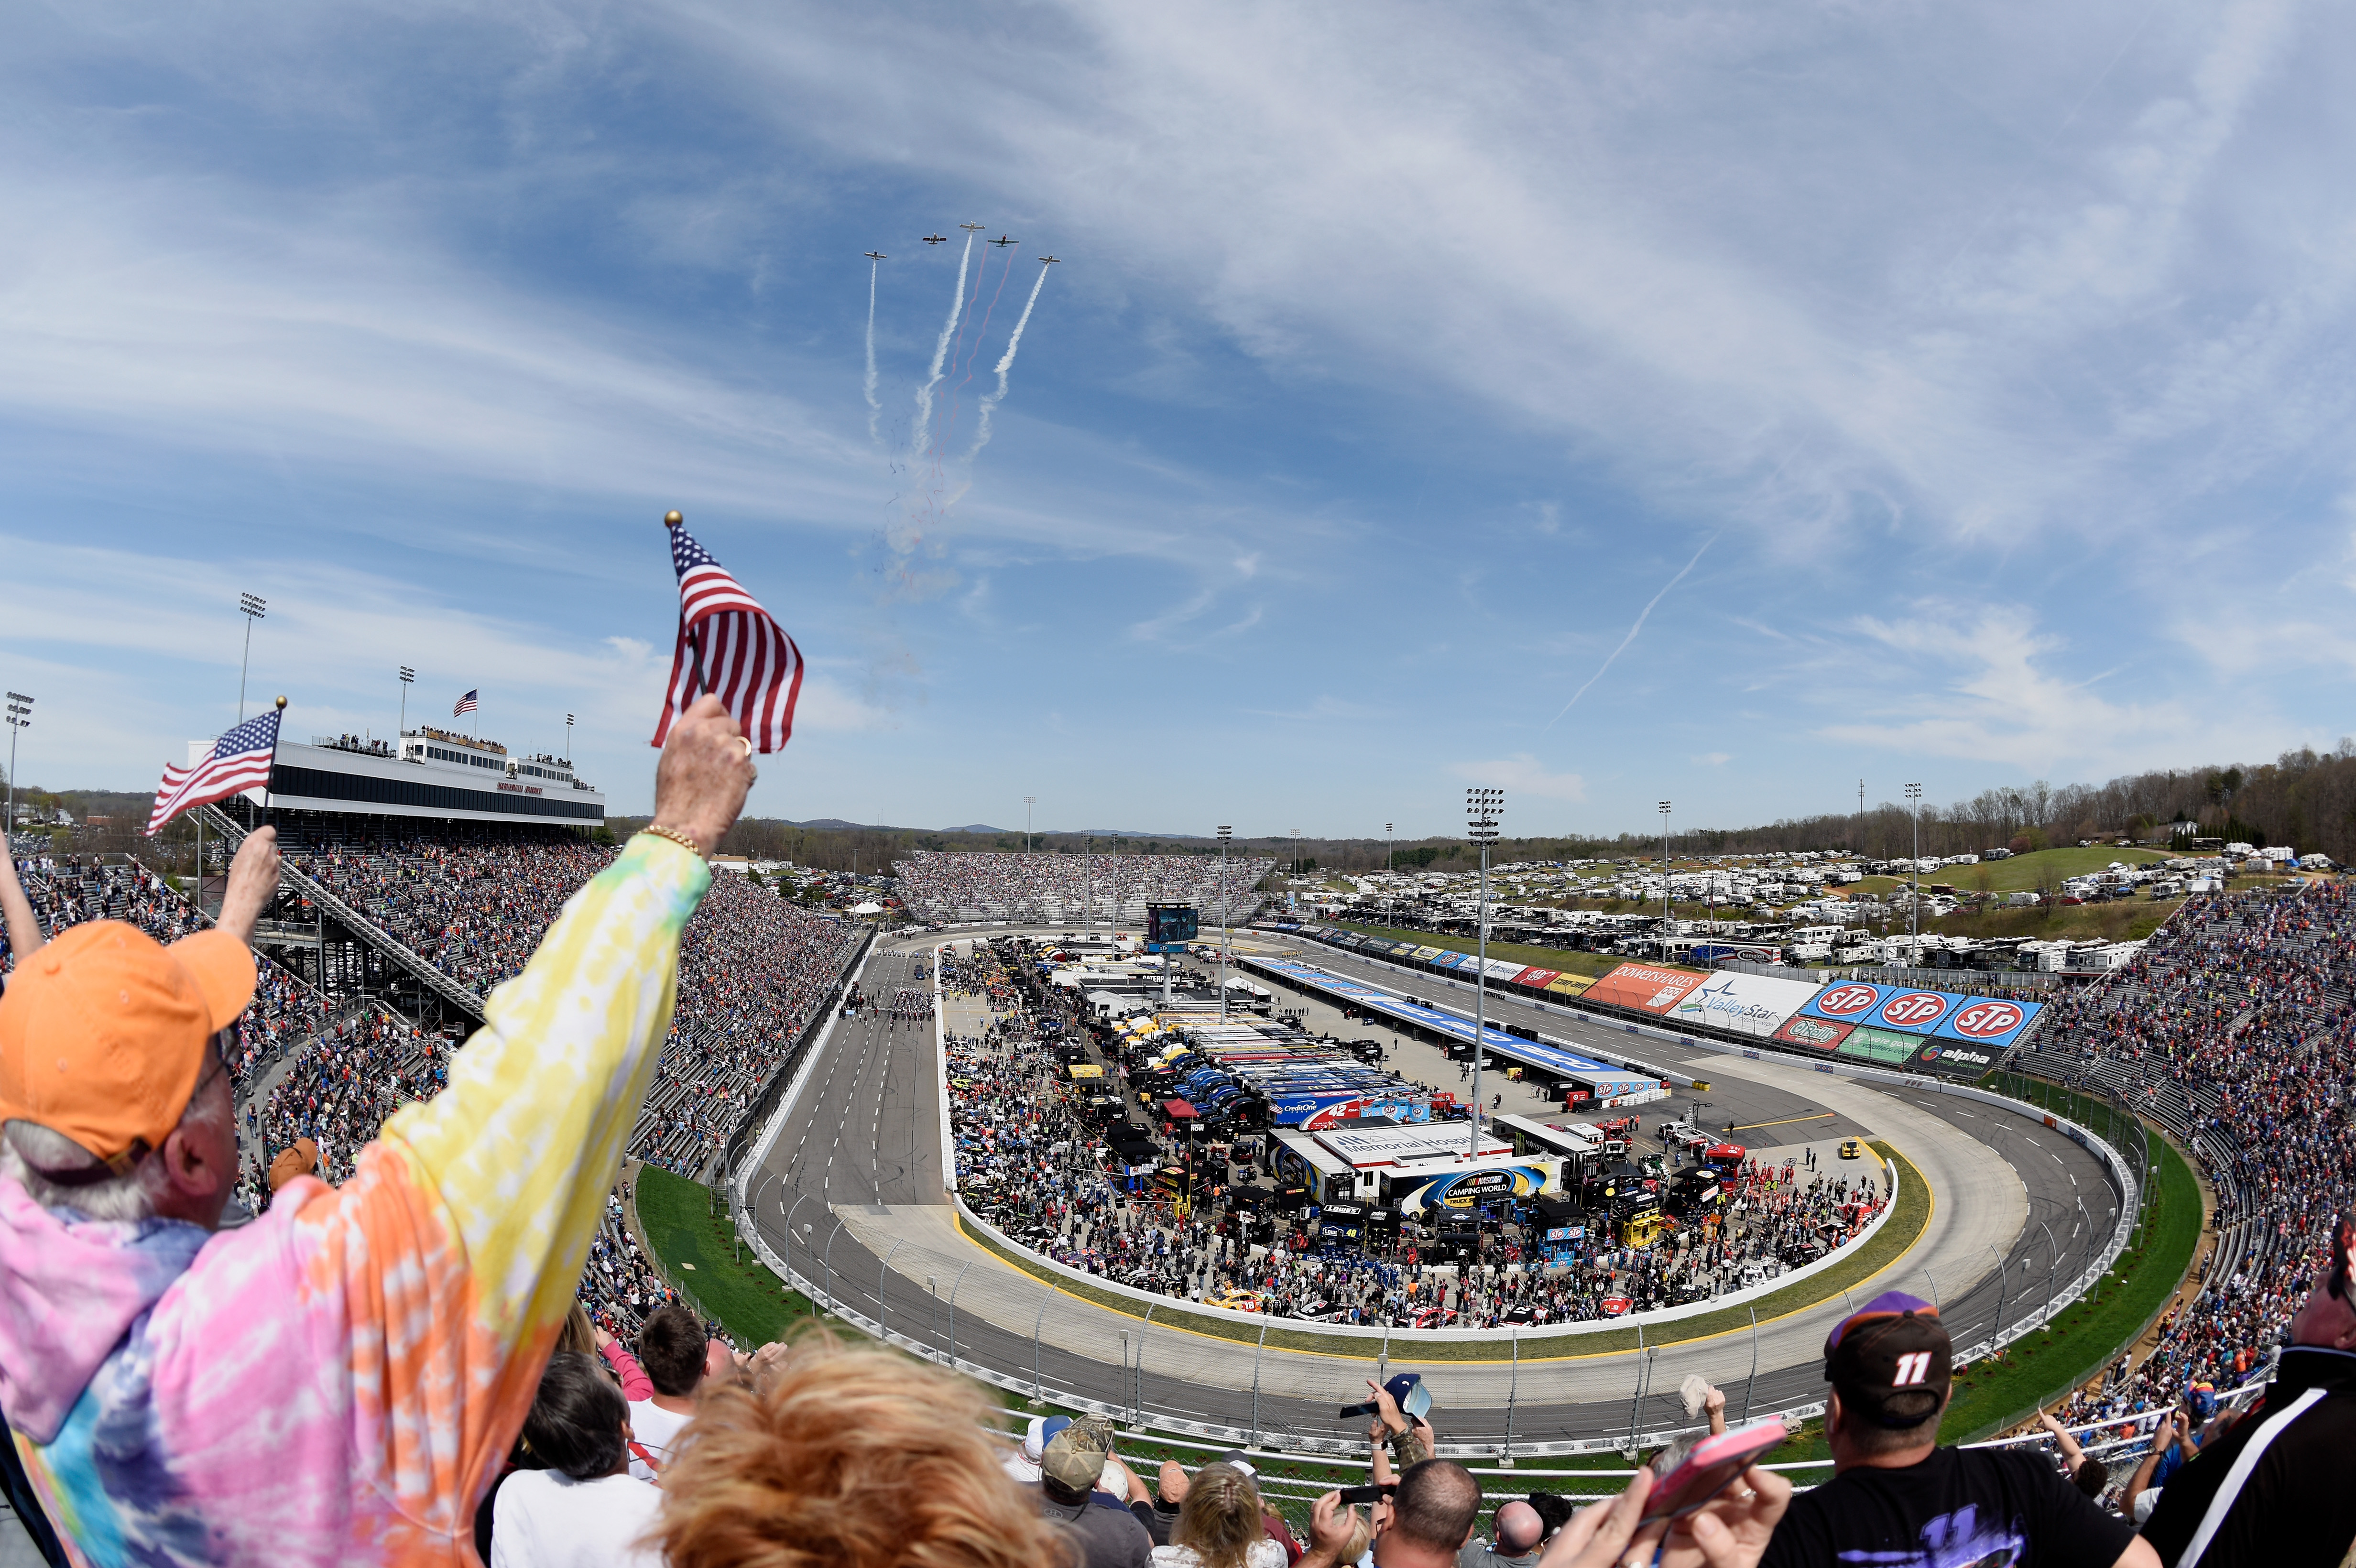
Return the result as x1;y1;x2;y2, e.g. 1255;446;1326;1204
784;817;1207;840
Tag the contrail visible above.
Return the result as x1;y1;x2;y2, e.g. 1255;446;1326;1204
1542;534;1718;731
966;261;1051;461
909;232;972;462
863;259;882;447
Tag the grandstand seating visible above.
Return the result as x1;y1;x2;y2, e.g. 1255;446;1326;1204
892;849;1276;925
2021;880;2354;1429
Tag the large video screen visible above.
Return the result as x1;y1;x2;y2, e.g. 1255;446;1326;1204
1147;903;1199;946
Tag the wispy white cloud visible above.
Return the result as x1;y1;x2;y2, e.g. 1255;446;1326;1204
1449;754;1587;804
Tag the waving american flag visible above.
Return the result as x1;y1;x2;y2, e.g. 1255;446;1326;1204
651;516;803;752
146;705;283;836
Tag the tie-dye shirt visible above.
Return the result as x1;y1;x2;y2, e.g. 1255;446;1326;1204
0;834;709;1567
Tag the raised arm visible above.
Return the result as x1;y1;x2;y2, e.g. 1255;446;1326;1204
275;697;751;1547
0;841;43;964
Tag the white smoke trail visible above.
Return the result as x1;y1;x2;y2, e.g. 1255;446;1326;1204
1541;534;1718;732
909;232;972;460
863;260;882;447
965;261;1050;461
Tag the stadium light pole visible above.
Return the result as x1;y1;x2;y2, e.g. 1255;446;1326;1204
565;712;574;765
397;667;414;747
1385;822;1395;928
1218;827;1233;1020
1466;788;1503;1157
236;593;267;721
1659;801;1673;942
1024;796;1036;854
1906;783;1924;966
4;692;30;840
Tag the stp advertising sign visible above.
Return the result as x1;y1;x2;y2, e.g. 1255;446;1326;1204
1932;995;2043;1051
1790;979;2017;1035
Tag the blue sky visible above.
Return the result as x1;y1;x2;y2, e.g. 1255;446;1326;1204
5;1;2354;838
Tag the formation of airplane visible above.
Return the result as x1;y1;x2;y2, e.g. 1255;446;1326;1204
884;231;1063;262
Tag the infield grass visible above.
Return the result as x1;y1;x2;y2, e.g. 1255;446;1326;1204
634;1165;825;1343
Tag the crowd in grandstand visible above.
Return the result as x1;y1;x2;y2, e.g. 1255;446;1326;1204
8;710;2356;1562
893;849;1276;924
2021;877;2355;1459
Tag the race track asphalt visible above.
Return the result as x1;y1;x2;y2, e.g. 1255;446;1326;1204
742;929;2118;1453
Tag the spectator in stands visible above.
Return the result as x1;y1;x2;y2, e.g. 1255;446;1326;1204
1041;1425;1153;1568
1458;1500;1544;1568
1152;1459;1282;1568
622;1304;710;1481
0;694;753;1565
651;1327;1062;1568
2121;1412;2181;1528
2138;1205;2356;1565
1375;1460;1483;1568
485;1351;662;1568
1756;1293;2156;1568
2035;1408;2110;1501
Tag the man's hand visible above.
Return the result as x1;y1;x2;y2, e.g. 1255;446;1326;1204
216;827;282;944
1369;1379;1406;1435
1297;1492;1362;1568
1659;1465;1790;1568
1537;1470;1669;1567
2036;1408;2063;1435
651;694;756;857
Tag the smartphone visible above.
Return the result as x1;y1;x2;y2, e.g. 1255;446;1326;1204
1639;1420;1788;1524
1336;1483;1398;1505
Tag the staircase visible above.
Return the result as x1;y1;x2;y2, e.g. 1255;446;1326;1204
196;803;486;1024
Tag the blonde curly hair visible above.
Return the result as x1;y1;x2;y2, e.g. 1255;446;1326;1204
650;1327;1069;1568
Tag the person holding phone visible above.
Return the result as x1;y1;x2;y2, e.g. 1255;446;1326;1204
1756;1293;2157;1568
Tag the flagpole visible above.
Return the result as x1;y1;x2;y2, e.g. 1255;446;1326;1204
266;696;287;830
665;512;712;701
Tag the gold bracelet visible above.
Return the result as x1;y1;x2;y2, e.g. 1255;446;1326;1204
637;824;706;858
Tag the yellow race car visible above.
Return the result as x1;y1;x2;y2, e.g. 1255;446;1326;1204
1838;1138;1865;1160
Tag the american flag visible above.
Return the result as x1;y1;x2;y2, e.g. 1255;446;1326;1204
652;522;803;753
452;689;479;718
145;707;283;837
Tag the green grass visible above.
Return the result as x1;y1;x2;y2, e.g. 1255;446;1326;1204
1331;922;1654;980
958;1141;1931;1362
1937;1124;2201;1442
634;1165;826;1344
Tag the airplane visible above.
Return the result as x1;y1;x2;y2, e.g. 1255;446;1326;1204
921;234;949;245
864;251;888;261
990;234;1017;247
958;222;984;232
1037;255;1061;265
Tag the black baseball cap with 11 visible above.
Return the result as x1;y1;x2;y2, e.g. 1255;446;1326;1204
1824;1291;1951;1430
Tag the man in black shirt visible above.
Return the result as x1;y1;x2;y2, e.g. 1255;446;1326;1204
2139;1205;2356;1566
1760;1291;2157;1568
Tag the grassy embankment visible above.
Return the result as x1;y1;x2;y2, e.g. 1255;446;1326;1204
633;1165;824;1343
1327;922;1659;980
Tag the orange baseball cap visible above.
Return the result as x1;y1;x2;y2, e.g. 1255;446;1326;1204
267;1135;320;1191
0;920;256;1164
